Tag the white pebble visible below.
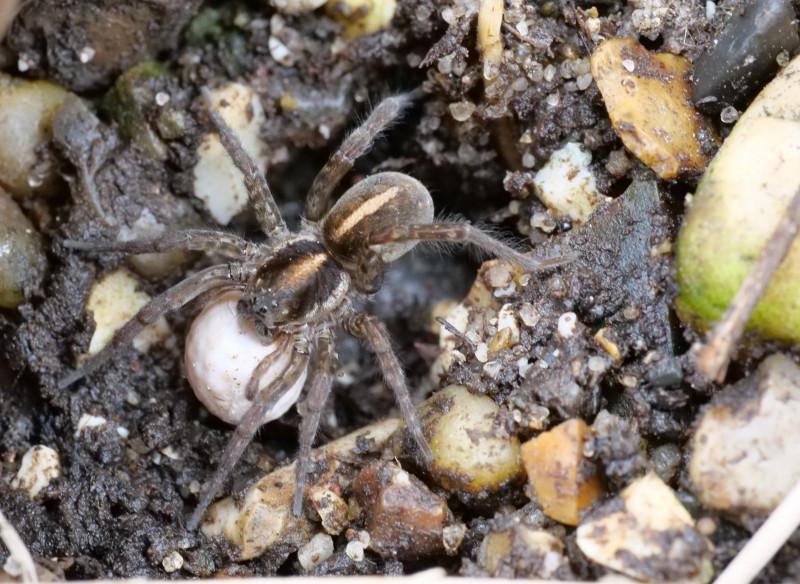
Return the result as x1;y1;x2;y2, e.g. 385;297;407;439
162;551;183;573
587;356;607;372
297;533;334;571
155;91;170;106
449;100;476;122
518;302;540;327
557;312;577;338
116;426;130;438
621;59;635;72
11;445;60;499
483;360;502;379
497;304;520;345
268;37;293;66
79;46;96;64
475;343;489;363
193;83;270;225
345;540;365;562
75;413;107;437
705;0;716;20
576;73;593;91
533;142;600;224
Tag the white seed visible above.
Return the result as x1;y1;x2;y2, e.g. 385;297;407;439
297;533;334;571
11;445;60;499
557;312;577;338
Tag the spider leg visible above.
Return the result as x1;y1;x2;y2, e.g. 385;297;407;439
292;328;336;516
187;338;310;530
58;263;252;389
200;87;287;238
344;313;433;462
304;92;417;222
63;230;257;259
368;222;573;273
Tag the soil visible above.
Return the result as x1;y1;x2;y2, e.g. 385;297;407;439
0;0;797;580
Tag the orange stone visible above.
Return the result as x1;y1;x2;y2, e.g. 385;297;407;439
591;38;719;181
521;419;603;525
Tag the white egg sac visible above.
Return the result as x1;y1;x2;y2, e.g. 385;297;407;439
184;291;309;425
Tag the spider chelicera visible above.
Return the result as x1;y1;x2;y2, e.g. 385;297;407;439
60;87;566;531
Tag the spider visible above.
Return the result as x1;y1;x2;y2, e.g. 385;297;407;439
59;87;566;531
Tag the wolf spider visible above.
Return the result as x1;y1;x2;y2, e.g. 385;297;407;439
60;88;565;531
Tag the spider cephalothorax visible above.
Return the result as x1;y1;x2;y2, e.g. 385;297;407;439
60;88;566;531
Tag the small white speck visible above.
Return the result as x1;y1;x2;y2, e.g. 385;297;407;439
345;541;365;562
588;356;607;373
318;124;331;140
155;91;170;106
622;59;635;72
557;312;577;338
705;0;716;20
483;360;502;379
75;413;107;437
116;426;130;438
79;46;96;64
162;551;183;573
475;343;489;363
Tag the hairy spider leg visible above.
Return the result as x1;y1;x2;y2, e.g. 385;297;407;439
368;222;574;273
187;336;311;530
304;93;416;222
58;263;253;389
201;87;287;239
63;229;257;260
292;328;336;516
345;313;434;462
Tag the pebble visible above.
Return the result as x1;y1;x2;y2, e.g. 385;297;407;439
557;312;577;338
521;419;602;525
421;385;522;495
11;445;60;499
0;188;48;308
591;38;719;180
297;533;334;571
533;143;600;224
576;473;713;583
690;354;800;519
193;82;270;225
161;551;183;573
352;461;447;560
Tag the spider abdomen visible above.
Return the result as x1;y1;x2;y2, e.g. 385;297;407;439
185;290;309;425
322;172;434;268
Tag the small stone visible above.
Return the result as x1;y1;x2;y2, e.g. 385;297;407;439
345;540;365;562
474;343;489;363
297;533;334;571
154;91;170;106
576;473;713;583
587;356;607;373
690;354;800;519
421;385;523;494
449;101;476;122
533;143;601;224
591;38;719;180
352;461;447;560
79;46;96;64
162;551;183;573
309;484;349;535
11;445;60;499
484;262;513;288
720;105;740;123
75;413;107;437
557;312;577;338
482;360;502;379
521;419;602;525
518;303;539;327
